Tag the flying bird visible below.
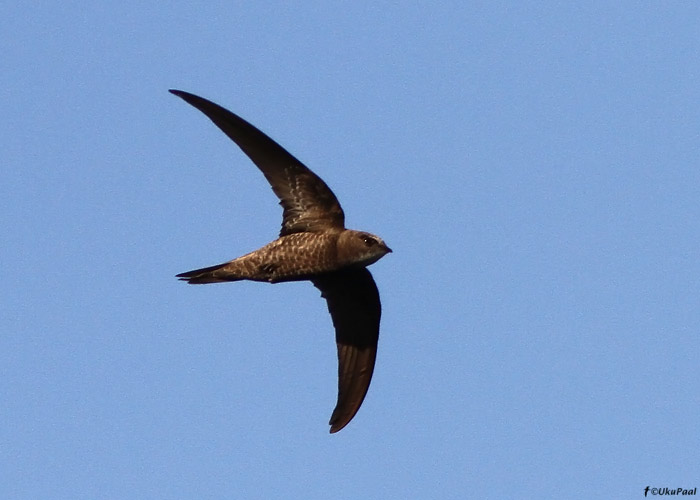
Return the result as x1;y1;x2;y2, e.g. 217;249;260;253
170;89;392;433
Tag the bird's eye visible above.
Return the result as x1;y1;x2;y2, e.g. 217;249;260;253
361;235;378;247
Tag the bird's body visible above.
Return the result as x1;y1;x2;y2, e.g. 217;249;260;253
170;89;391;433
179;229;386;284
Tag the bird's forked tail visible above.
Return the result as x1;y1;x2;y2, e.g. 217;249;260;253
176;262;242;284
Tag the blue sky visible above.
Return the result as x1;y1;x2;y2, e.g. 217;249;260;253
3;2;699;499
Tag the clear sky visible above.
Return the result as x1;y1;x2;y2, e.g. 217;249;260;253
2;2;699;499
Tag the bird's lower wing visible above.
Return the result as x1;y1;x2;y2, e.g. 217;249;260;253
312;268;381;433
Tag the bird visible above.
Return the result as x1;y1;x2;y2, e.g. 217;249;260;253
170;89;392;433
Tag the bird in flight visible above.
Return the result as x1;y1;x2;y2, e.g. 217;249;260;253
170;90;392;433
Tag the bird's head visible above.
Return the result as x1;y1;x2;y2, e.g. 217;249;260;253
337;230;392;268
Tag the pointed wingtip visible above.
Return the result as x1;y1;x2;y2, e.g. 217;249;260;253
328;416;349;434
170;89;199;102
169;89;189;99
327;388;368;434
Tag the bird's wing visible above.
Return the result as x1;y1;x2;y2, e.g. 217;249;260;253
312;268;381;433
170;90;345;236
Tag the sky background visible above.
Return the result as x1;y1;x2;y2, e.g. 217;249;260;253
2;2;699;499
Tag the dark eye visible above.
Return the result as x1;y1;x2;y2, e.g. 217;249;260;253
361;235;378;247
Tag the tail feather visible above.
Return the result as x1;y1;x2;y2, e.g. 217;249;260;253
176;262;242;284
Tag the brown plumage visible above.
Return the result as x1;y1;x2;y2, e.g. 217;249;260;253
170;90;391;433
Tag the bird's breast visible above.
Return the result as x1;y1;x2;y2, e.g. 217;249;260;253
256;232;341;281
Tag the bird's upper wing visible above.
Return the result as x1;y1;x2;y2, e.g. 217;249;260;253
311;268;381;433
170;89;345;236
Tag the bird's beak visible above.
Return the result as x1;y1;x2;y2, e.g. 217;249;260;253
384;245;393;253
